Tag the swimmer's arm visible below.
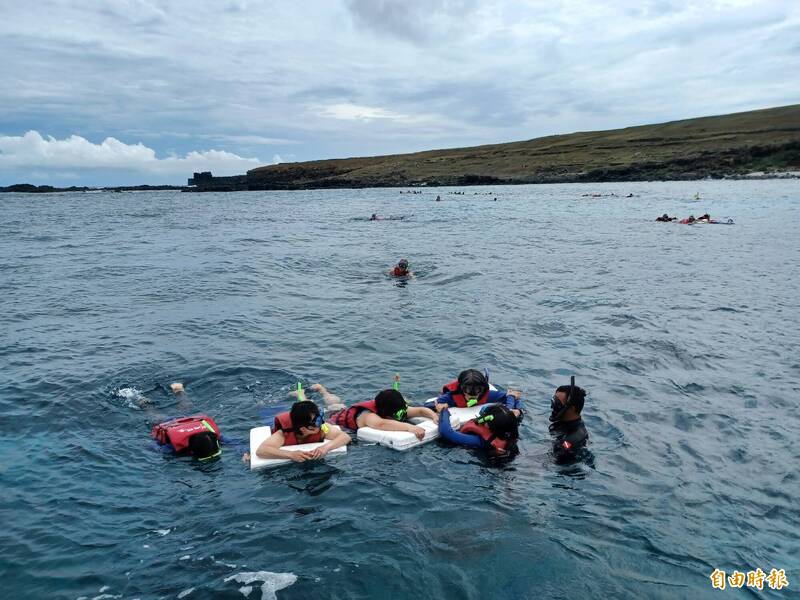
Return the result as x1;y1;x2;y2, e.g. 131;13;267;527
322;424;351;449
407;406;439;423
489;389;523;415
438;410;483;448
254;430;312;461
360;412;424;436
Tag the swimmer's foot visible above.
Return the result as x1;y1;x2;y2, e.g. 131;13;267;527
170;382;184;394
309;383;325;393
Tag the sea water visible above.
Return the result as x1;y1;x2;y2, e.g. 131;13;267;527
1;181;798;599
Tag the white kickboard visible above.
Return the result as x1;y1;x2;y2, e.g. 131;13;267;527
249;426;347;470
356;415;460;451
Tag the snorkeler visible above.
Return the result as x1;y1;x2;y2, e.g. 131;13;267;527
389;258;413;278
255;397;351;463
369;213;383;221
325;386;439;440
438;404;520;457
549;378;589;461
148;383;243;461
431;369;523;417
679;215;696;224
656;214;676;222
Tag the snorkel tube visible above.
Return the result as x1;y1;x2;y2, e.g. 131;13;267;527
296;382;306;402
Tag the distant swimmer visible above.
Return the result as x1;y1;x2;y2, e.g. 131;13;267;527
438;404;520;458
549;378;589;462
679;215;696;224
694;192;701;200
255;386;351;463
697;213;711;222
369;213;383;221
435;195;441;201
656;213;677;222
389;258;413;278
148;383;245;461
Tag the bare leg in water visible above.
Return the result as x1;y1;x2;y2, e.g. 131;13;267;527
289;383;346;411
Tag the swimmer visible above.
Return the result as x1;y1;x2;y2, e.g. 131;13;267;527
438;404;520;458
656;213;676;222
549;378;589;461
255;395;351;463
389;258;413;278
431;369;523;418
326;386;439;440
435;195;441;202
369;213;384;221
148;383;245;461
679;215;696;224
697;213;711;222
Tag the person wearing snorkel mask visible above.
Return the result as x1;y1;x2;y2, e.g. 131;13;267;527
255;400;351;463
549;380;589;460
389;258;413;278
148;383;245;462
327;388;439;440
438;404;520;458
432;369;523;418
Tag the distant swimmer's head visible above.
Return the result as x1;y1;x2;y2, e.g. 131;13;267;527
477;404;519;456
398;259;409;269
291;400;323;433
457;369;489;402
188;431;222;461
550;384;586;422
374;389;408;421
662;214;669;219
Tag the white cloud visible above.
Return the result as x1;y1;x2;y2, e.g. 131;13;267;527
0;131;260;177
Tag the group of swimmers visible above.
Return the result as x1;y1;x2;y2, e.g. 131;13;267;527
148;369;590;466
656;213;730;224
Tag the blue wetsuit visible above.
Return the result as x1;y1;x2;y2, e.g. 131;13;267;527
427;388;524;412
438;407;487;449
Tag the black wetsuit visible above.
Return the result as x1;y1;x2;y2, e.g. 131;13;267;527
549;418;588;460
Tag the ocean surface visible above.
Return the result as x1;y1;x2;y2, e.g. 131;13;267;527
1;180;798;599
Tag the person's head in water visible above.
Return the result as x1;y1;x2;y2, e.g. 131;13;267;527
370;213;378;220
396;258;409;274
290;400;322;434
662;214;670;219
457;369;489;402
479;404;519;456
187;431;221;460
550;384;586;422
374;389;408;420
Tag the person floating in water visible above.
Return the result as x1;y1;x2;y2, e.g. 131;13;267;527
435;195;441;202
679;215;696;224
431;369;523;418
697;213;711;222
549;379;588;462
389;258;413;278
656;213;677;222
255;393;351;463
324;385;439;440
438;404;520;458
369;213;384;221
147;383;244;461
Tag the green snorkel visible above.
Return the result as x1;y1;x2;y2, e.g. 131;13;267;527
391;374;407;420
296;382;306;402
392;373;400;391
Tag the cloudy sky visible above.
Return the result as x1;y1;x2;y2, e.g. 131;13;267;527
1;0;798;186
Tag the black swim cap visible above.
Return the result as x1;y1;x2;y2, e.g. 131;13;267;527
399;259;409;268
188;431;220;460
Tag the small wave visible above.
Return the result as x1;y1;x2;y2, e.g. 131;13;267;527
224;571;297;600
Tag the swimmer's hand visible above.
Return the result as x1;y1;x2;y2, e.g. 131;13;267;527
289;451;315;463
507;388;522;400
410;426;425;440
170;382;185;394
434;402;449;413
308;446;329;460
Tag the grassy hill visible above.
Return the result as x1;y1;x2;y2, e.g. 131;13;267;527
247;104;800;189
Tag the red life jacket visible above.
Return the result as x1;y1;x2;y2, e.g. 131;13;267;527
459;419;509;454
330;400;377;431
441;380;490;408
391;266;408;277
273;411;325;446
151;414;221;453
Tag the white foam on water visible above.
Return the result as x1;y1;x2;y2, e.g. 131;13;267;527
154;528;171;536
115;387;147;408
177;588;194;599
99;587;110;593
179;555;190;561
224;571;297;600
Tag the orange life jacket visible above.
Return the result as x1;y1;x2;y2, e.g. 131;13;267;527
273;411;325;446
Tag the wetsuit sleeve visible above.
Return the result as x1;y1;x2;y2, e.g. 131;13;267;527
438;409;484;449
488;389;523;410
425;392;455;408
